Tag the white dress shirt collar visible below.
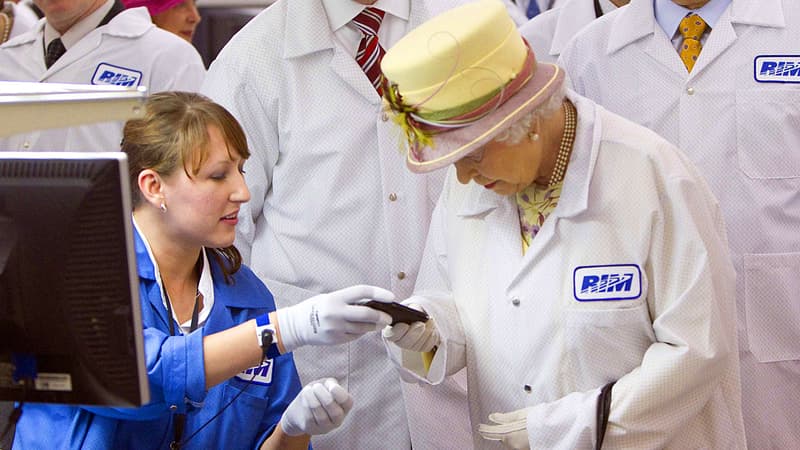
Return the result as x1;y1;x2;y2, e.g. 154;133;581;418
322;0;410;32
654;0;731;38
321;0;410;59
43;0;114;50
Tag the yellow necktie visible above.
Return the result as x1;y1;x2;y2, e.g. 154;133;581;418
679;14;708;72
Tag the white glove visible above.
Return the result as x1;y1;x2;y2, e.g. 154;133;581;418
381;302;439;352
280;378;353;436
478;408;530;449
276;285;394;353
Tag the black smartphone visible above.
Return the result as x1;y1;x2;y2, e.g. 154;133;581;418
360;300;429;325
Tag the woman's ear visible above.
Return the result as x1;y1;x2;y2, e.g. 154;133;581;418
138;169;164;210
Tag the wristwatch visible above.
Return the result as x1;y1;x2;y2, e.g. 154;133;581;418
255;314;280;360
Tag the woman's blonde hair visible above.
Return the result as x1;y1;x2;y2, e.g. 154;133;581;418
122;91;250;281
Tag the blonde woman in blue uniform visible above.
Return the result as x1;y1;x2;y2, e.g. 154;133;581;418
12;92;396;449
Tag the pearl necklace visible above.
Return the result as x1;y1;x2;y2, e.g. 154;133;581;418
548;100;577;187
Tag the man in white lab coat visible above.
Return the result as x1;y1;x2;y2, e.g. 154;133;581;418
200;0;472;448
559;0;800;446
520;0;626;63
0;0;205;152
379;1;744;448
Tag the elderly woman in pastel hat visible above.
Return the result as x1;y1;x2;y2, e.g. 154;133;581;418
123;0;201;42
376;1;746;449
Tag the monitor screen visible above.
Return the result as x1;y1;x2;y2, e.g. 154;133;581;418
0;152;148;407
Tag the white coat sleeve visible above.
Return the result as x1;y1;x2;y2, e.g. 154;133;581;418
147;38;206;93
385;174;469;383
200;54;280;265
525;171;739;449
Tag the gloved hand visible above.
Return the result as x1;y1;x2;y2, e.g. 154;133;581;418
478;408;530;449
381;302;439;352
276;285;394;353
280;378;353;436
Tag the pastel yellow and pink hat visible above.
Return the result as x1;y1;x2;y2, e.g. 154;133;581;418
381;0;565;173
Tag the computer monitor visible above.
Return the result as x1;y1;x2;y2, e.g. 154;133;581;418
0;152;149;407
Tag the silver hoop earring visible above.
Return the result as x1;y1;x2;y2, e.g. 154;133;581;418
160;202;167;213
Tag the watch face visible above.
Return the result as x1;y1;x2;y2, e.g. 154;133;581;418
260;328;274;349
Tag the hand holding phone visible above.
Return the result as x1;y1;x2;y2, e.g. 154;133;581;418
379;301;439;354
359;300;429;325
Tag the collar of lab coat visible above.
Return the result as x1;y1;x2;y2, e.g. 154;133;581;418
606;0;785;55
457;90;597;221
283;0;334;59
549;0;600;57
283;0;428;59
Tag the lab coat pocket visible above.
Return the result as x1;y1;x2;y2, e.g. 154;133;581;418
735;89;800;179
744;252;800;362
565;303;655;384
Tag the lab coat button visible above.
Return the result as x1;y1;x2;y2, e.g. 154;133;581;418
22;141;30;149
389;193;398;202
523;384;532;393
511;298;520;306
397;271;406;280
686;87;695;95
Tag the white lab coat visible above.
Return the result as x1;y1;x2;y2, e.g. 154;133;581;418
0;7;205;152
520;0;616;63
200;0;471;448
389;93;745;449
559;0;800;446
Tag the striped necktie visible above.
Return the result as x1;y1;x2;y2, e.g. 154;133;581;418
352;7;386;96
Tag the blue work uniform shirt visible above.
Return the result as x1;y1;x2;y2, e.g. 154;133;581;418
13;226;303;449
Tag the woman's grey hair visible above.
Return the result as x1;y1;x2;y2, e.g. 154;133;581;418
493;81;567;145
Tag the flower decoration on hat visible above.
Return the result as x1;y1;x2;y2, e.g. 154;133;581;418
382;79;433;160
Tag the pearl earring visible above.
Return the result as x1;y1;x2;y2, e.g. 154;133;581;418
528;131;540;142
160;202;167;213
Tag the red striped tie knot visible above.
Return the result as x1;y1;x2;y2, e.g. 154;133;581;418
352;7;386;96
